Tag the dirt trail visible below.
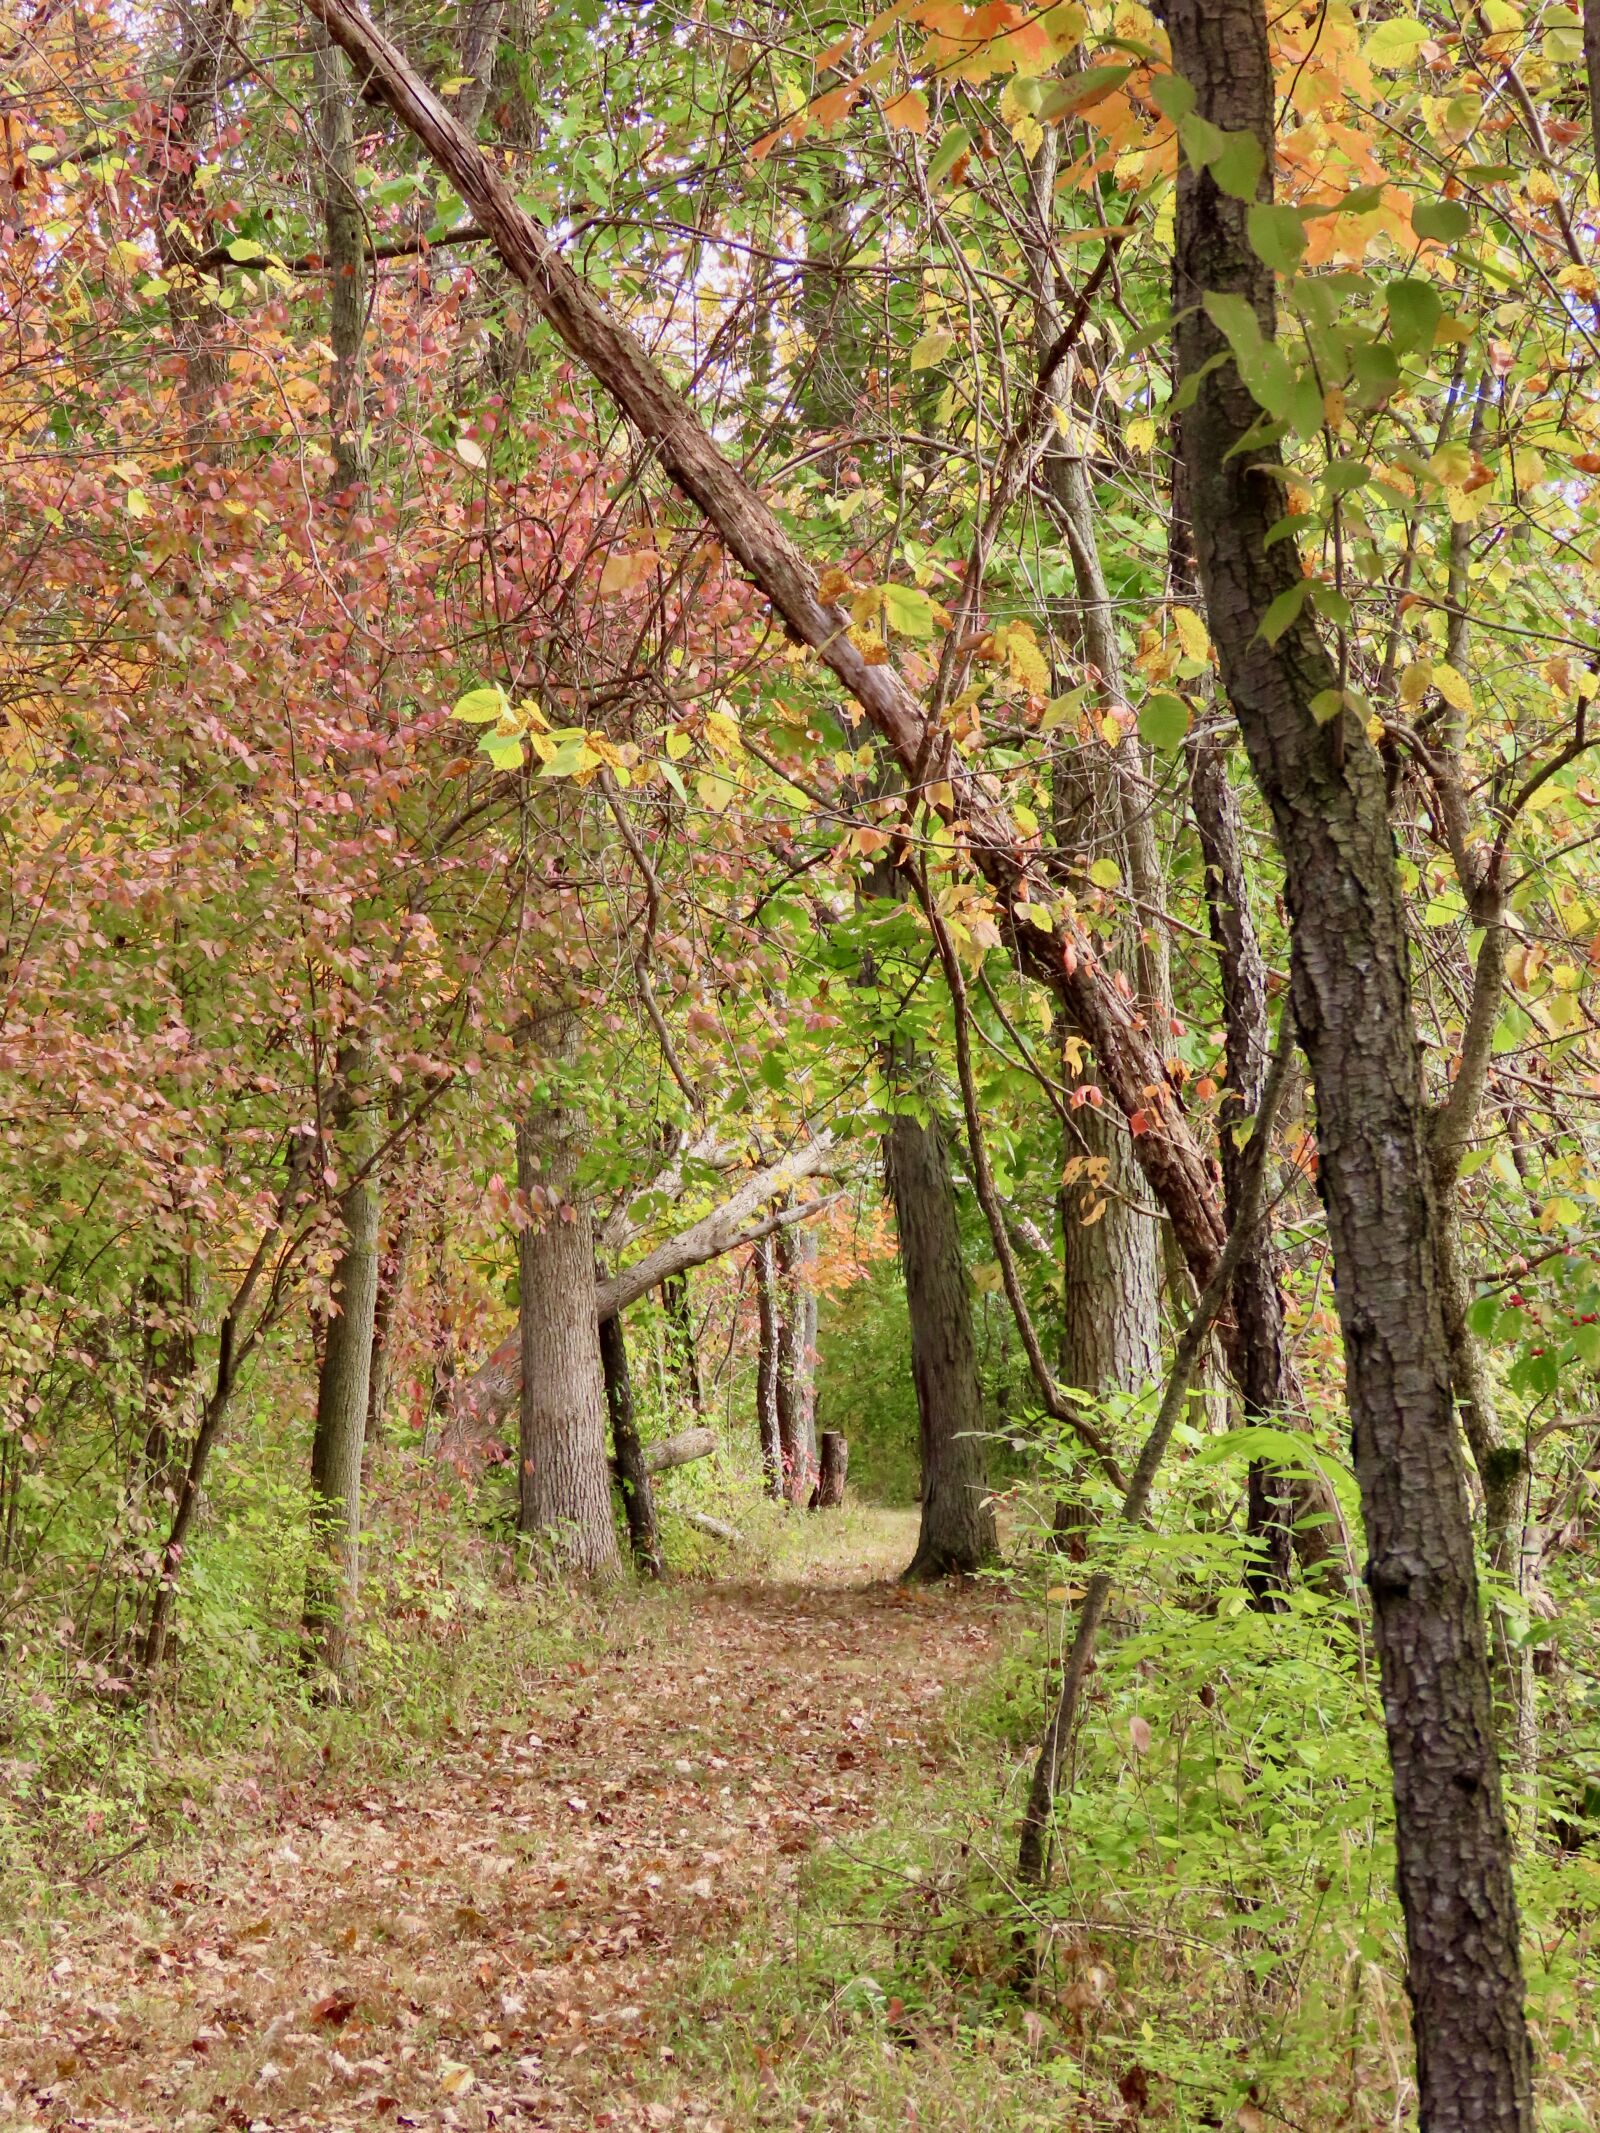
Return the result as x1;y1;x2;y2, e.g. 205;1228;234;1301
0;1512;1006;2132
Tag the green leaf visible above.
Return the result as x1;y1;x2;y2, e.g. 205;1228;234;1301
1309;688;1347;725
1211;130;1265;202
539;737;588;777
1310;582;1352;627
1466;1294;1501;1337
1264;511;1316;549
1412;197;1470;242
480;731;524;771
1387;278;1443;354
1177;112;1227;171
1256;579;1309;645
1087;856;1122;890
1247;203;1306;274
1138;693;1191;751
1348;341;1401;407
1322;458;1372;497
1202;291;1264;361
452;685;508;723
224;238;265;262
660;757;689;806
1149;74;1195;123
884;584;936;636
927;125;971;185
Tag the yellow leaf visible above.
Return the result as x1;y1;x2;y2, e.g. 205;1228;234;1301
1430;441;1473;486
1432;663;1473;712
696;772;737;813
125;489;150;519
910;327;956;370
1088;856;1121;890
1399;661;1434;706
1125;415;1156;453
454;433;487;469
599;550;655;596
665;728;693;760
704;708;743;755
1171;605;1210;662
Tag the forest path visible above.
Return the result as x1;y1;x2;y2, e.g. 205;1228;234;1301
2;1510;1010;2133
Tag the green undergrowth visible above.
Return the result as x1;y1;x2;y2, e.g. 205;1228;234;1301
664;1525;1600;2133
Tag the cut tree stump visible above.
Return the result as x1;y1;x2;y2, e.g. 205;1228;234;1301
809;1431;848;1510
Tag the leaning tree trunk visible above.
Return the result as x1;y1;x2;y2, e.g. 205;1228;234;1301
1165;2;1532;2121
886;1109;997;1578
599;1307;661;1578
302;1146;380;1694
516;1015;623;1579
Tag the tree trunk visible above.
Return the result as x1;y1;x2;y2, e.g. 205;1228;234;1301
811;1432;848;1511
1023;141;1163;1534
302;1151;380;1695
775;1216;818;1504
516;1016;622;1579
1165;3;1531;2121
312;28;368;499
1186;721;1293;1602
659;1270;704;1413
599;1308;661;1579
365;1190;416;1457
886;1109;997;1578
754;1232;783;1499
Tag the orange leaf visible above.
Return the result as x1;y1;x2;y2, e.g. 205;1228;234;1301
883;89;929;134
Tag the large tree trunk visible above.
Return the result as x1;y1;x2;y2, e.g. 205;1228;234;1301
887;1110;998;1579
516;1017;622;1579
599;1308;661;1579
302;1140;380;1695
1165;3;1531;2122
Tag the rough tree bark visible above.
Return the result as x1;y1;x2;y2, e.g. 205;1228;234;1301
599;1307;661;1579
811;1432;848;1511
1163;2;1532;2122
886;1108;997;1578
516;1015;622;1579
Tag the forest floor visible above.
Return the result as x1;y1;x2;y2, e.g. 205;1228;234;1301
0;1509;1033;2133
